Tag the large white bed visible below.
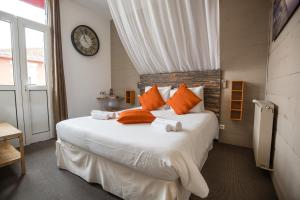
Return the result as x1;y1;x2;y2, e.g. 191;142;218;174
56;109;218;200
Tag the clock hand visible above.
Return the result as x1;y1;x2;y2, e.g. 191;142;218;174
83;35;88;43
84;35;92;46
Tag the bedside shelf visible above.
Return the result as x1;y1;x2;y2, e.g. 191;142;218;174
0;142;21;167
230;81;244;121
0;123;25;175
125;90;135;105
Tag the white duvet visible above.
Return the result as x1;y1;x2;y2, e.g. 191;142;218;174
56;109;218;198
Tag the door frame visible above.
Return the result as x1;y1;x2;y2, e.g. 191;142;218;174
0;10;54;145
0;11;25;136
18;17;54;145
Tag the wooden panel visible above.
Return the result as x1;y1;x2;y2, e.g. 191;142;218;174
138;70;221;118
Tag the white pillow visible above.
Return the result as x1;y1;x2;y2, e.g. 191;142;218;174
170;86;205;112
145;86;171;110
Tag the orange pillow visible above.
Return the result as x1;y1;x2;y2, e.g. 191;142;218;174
117;109;156;124
139;85;165;111
167;84;201;115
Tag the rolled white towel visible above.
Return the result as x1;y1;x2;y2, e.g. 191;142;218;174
151;118;182;132
151;121;173;132
91;110;116;120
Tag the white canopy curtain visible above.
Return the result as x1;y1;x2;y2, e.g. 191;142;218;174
108;0;220;74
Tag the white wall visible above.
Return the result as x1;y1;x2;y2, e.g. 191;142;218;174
111;22;140;106
219;0;270;147
60;0;111;118
266;8;300;200
110;1;271;140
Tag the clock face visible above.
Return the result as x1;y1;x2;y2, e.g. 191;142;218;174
71;25;99;56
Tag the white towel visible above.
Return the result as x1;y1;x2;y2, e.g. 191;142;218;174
151;118;182;132
91;110;116;120
151;121;173;132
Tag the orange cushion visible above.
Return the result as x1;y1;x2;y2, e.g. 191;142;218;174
167;84;201;115
139;85;165;111
117;109;156;124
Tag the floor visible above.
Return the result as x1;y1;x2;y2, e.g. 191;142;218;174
0;140;277;200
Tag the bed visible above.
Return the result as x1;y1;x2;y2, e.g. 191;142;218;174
56;70;221;200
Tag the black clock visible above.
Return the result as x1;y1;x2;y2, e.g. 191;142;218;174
71;25;99;56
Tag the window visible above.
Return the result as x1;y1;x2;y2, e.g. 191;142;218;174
0;0;47;24
25;28;46;85
0;20;14;85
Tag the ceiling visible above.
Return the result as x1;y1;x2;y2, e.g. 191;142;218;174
72;0;112;19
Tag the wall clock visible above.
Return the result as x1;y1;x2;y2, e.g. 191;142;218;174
71;25;100;56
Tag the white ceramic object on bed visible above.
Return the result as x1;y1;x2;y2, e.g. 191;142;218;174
145;86;171;109
170;86;205;112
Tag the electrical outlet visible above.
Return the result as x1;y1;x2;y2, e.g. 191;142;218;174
219;124;225;130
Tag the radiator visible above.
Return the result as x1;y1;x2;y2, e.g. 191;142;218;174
252;100;274;170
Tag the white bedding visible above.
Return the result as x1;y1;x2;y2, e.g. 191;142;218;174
56;109;219;198
56;140;192;200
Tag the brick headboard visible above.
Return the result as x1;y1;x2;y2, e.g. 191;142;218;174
137;70;221;118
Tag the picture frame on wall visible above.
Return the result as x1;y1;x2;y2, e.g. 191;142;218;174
272;0;300;40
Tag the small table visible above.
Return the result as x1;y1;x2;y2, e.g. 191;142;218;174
97;96;124;111
0;123;25;175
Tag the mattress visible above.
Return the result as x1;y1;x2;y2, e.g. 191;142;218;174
56;109;219;198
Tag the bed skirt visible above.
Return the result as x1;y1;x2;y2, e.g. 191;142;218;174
56;139;191;200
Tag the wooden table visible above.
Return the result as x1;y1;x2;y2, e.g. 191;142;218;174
0;123;25;175
97;96;124;111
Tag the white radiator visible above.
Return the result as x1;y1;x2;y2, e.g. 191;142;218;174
252;100;274;170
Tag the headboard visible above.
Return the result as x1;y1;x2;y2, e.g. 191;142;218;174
137;70;221;118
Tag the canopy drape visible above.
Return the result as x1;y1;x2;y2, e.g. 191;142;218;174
48;0;68;127
108;0;219;74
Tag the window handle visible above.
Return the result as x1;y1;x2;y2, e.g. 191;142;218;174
24;84;36;91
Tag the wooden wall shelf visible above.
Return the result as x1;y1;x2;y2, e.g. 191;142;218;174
125;90;135;105
230;81;244;120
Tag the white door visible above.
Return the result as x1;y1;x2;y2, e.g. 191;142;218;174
18;18;53;144
0;12;25;136
0;11;53;145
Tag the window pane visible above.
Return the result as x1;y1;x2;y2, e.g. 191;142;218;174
0;0;47;24
0;20;14;85
25;28;46;85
